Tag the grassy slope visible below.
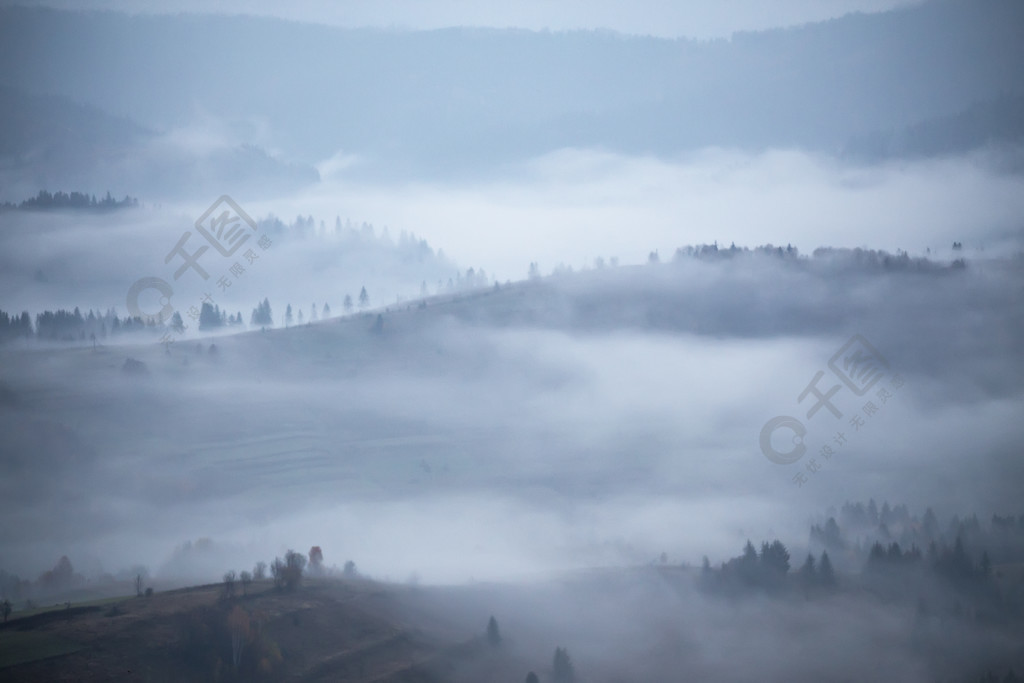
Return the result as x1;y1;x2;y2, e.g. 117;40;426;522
0;578;466;682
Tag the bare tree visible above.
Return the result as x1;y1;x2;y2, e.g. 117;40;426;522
239;570;252;596
270;551;307;590
283;550;306;590
227;605;250;674
308;546;323;575
271;557;285;589
223;570;237;598
253;561;267;581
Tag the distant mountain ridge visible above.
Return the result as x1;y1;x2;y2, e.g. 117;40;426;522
843;93;1024;166
0;84;318;201
0;0;1021;179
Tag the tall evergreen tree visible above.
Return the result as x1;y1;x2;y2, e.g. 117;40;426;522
553;647;575;683
819;551;836;588
486;616;501;647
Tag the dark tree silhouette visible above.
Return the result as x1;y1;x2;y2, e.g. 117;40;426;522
309;546;324;575
200;302;225;331
486;615;501;646
799;553;817;589
170;311;185;334
553;646;575;682
760;540;791;575
818;551;836;588
250;298;273;327
271;550;307;590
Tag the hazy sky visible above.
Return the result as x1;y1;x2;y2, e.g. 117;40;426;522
0;0;924;38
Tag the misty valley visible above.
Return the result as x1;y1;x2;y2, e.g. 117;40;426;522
1;0;1024;681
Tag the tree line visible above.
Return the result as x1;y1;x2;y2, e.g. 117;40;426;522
0;190;138;212
0;289;375;344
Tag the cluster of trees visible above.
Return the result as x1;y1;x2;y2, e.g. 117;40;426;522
810;247;965;272
520;647;575;683
221;546;343;599
195;303;244;331
0;555;82;604
431;267;493;294
0;309;32;343
283;302;331;326
863;536;994;591
673;242;800;262
338;287;370;315
259;213;476;294
0;294;350;345
670;242;965;272
0;190;138;212
811;499;1024;569
0;306;155;344
250;214;497;306
175;602;282;680
248;299;273;328
796;552;837;591
483;615;574;683
260;214;435;259
699;539;819;595
694;500;1024;637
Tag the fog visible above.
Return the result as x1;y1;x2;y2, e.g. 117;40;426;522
295;147;1024;279
1;2;1023;681
0;0;923;39
3;253;1022;584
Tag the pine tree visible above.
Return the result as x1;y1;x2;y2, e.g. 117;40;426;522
553;647;575;682
486;616;501;646
201;302;222;330
819;551;836;588
799;554;817;589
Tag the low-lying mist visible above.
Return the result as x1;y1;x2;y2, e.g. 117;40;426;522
1;244;1021;588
